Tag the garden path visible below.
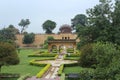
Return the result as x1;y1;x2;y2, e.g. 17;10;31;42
26;53;77;80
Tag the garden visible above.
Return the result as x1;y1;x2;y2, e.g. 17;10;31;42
1;47;83;80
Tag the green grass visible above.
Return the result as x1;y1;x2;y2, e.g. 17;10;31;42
63;66;92;74
1;49;44;76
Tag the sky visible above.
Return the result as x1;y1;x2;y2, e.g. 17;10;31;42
0;0;100;33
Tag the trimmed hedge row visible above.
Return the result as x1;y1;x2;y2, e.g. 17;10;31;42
67;48;74;53
58;64;64;76
29;59;51;78
36;64;51;78
66;53;80;57
29;60;46;67
28;53;57;57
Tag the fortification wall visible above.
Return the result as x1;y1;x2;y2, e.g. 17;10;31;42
16;33;78;47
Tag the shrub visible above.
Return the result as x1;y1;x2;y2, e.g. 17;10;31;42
64;57;79;60
52;49;58;53
36;64;51;78
66;53;80;57
28;53;57;57
29;60;47;67
64;63;79;67
67;48;74;53
0;42;19;72
58;64;64;76
79;43;97;68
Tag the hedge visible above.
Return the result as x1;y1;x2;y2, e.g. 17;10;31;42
29;59;51;78
36;64;51;78
64;63;79;67
28;53;57;57
58;64;64;76
66;53;80;57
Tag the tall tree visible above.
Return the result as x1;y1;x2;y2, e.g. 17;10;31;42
0;42;19;72
42;20;56;34
112;0;120;45
18;19;30;34
77;0;113;47
71;14;87;32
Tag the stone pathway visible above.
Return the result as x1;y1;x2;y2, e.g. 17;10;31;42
26;53;77;80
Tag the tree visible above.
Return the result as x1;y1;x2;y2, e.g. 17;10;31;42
112;0;120;45
0;27;16;44
43;36;54;49
79;42;120;79
59;24;72;33
18;19;30;34
8;24;20;34
71;14;87;32
0;42;19;72
22;33;35;44
42;20;56;34
77;0;113;47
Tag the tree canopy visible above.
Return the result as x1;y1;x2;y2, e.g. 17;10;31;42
71;14;87;32
76;0;120;47
0;27;17;44
42;20;56;34
23;33;35;44
18;19;30;34
59;24;72;33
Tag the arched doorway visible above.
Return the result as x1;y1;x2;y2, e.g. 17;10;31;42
59;45;66;54
51;45;57;53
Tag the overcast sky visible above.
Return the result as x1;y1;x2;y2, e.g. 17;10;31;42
0;0;100;33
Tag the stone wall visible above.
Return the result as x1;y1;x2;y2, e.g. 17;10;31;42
16;33;79;47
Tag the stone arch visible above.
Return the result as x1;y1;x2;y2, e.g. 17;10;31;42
52;45;57;49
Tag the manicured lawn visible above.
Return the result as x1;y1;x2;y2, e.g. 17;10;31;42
63;66;92;74
1;49;44;76
63;66;81;74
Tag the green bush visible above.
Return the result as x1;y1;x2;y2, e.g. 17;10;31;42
67;48;74;53
64;57;79;60
79;43;97;68
36;64;51;78
52;49;58;53
28;53;57;57
29;59;48;67
58;64;64;76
